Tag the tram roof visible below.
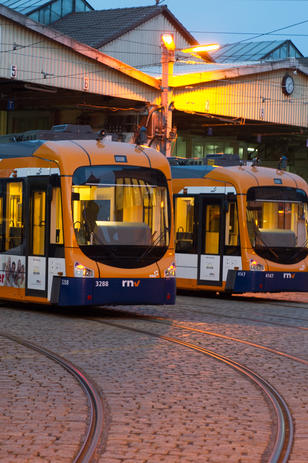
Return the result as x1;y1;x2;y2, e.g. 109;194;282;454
171;165;215;178
0;141;44;157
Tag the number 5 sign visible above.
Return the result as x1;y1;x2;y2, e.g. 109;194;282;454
11;65;17;79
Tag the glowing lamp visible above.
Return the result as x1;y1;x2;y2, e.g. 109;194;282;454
181;43;220;54
161;33;175;51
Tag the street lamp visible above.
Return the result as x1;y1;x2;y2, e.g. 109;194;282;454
161;33;176;157
181;43;220;56
160;33;219;157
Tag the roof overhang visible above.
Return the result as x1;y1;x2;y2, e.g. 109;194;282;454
168;58;308;88
0;4;160;90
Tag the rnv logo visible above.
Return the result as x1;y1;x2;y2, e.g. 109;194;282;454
122;280;140;288
283;273;295;279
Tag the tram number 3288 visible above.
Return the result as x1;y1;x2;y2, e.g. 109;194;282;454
95;280;110;287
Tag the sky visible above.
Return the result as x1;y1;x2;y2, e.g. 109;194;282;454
89;0;308;57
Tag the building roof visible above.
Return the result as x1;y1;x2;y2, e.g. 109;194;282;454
1;0;48;15
0;0;93;16
51;5;198;49
0;3;160;90
211;40;303;63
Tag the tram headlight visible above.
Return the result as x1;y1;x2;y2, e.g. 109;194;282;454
74;262;94;278
249;259;265;271
164;262;176;278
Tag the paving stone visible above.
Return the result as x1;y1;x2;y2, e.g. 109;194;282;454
0;292;307;462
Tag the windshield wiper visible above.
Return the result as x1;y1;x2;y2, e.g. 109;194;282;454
139;230;168;260
254;230;279;259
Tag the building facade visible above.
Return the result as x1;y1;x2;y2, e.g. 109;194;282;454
1;2;308;178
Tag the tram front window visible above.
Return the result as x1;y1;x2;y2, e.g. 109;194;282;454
246;186;308;264
72;166;170;268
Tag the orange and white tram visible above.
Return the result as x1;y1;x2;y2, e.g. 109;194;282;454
0;125;175;306
171;160;308;294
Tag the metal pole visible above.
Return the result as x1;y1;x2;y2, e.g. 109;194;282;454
161;44;174;156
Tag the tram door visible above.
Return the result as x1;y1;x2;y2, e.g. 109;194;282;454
26;179;50;298
175;194;225;286
198;196;224;285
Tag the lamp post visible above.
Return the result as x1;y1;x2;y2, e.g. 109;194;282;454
160;34;219;157
161;33;175;157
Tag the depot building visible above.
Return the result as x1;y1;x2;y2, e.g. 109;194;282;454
1;2;308;178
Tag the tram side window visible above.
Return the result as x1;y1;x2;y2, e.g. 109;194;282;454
224;202;240;255
0;196;4;251
5;182;23;254
32;191;46;256
205;204;220;254
175;197;195;253
50;187;64;245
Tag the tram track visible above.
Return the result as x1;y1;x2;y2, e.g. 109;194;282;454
83;305;308;373
173;306;308;331
179;292;308;314
97;304;308;339
1;301;306;462
235;297;308;310
0;331;106;463
178;290;308;310
174;297;308;329
89;316;294;463
132;314;308;365
104;302;308;332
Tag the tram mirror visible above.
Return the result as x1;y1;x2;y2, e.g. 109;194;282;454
72;192;80;201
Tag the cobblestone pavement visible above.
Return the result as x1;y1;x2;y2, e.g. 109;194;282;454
0;334;88;463
240;291;308;303
0;292;307;462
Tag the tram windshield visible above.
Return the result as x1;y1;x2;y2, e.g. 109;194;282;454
246;186;308;264
72;166;170;268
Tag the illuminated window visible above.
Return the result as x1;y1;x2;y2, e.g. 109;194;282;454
175;197;195;253
6;182;23;253
50;187;63;244
32;191;46;256
205;204;220;254
246;186;308;264
71;166;170;268
0;197;3;251
225;202;239;246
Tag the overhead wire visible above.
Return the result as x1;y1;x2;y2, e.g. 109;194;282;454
1;2;308;132
1;8;308;106
2;12;308;54
2;40;308;94
236;18;308;44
